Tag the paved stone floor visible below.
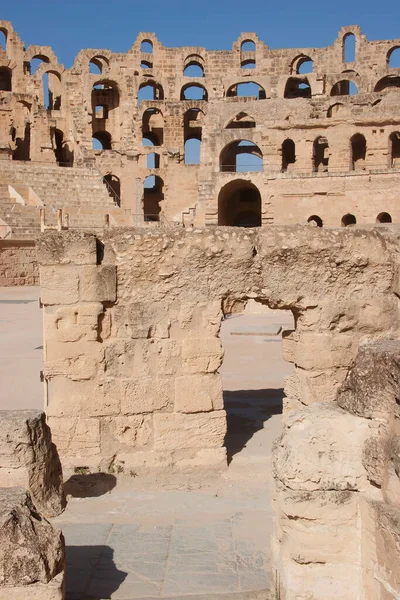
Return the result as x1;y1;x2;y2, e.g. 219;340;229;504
0;288;294;600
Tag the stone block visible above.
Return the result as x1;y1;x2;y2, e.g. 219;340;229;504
113;302;171;339
176;302;223;338
121;377;174;414
47;417;101;462
182;337;223;374
0;411;65;518
47;377;120;417
100;415;153;456
37;230;96;265
175;374;223;413
273;403;369;492
0;488;64;595
153;411;226;450
40;265;79;305
281;329;297;364
79;265;116;302
295;332;358;370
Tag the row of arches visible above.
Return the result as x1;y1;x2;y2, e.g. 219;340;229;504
308;212;393;227
219;132;400;173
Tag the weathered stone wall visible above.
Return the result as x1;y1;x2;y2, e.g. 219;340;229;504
273;340;400;599
0;239;38;285
1;21;400;228
38;226;399;469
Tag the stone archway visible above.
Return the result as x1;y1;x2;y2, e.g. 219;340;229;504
218;179;261;226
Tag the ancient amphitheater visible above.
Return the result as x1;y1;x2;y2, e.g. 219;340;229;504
0;20;400;600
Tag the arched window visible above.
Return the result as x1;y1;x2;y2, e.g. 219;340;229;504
12;102;31;161
374;76;400;92
143;175;163;221
103;174;120;206
142;108;164;146
284;77;311;99
220;140;263;173
181;84;207;100
226;82;266;99
376;212;392;223
387;47;400;68
327;103;344;118
89;56;109;75
389;132;400;168
141;60;153;69
351;133;366;170
313;137;329;172
42;71;61;109
241;40;256;52
147;152;160;169
92;131;112;150
343;33;356;63
138;81;164;106
331;80;358;96
226;112;256;129
292;55;313;74
184;138;201;165
0;67;11;91
241;40;256;69
341;213;356;226
183;54;205;77
281;139;296;172
0;29;7;51
307;215;323;227
141;40;153;54
30;55;50;75
218;179;261;227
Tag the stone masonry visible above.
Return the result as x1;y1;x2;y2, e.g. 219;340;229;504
1;22;400;230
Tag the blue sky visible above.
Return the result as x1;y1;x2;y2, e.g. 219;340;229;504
2;0;400;67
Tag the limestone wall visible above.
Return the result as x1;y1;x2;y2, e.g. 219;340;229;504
0;239;38;285
1;21;400;227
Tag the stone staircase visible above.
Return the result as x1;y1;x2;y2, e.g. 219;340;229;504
0;163;134;238
0;162;116;207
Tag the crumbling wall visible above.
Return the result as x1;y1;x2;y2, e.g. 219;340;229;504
273;340;400;599
37;226;399;472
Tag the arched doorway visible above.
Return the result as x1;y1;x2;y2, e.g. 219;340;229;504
218;180;261;227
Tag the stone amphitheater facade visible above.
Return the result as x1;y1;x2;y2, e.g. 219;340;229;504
1;21;400;231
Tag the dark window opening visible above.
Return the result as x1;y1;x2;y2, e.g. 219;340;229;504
351;133;366;170
307;215;323;227
313;137;329;172
0;67;11;91
376;212;392;223
342;213;356;227
327;103;344;118
12;123;31;161
226;112;256;129
218;179;261;227
93;131;112;150
389;132;400;168
281;139;296;172
331;80;358;96
143;175;163;221
284;77;311;99
43;71;61;110
375;76;400;92
51;128;74;165
103;174;120;206
142;108;164;146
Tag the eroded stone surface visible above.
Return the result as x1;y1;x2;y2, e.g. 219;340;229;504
0;410;66;517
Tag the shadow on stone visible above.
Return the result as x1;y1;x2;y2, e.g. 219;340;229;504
66;545;127;599
224;388;283;464
64;473;117;498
